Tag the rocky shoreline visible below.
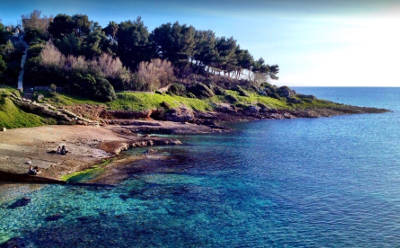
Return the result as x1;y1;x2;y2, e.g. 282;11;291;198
0;100;389;186
0;125;182;185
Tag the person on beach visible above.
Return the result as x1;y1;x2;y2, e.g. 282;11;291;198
60;145;68;155
56;145;61;154
28;165;39;175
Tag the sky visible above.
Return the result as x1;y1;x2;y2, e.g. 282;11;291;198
1;0;400;86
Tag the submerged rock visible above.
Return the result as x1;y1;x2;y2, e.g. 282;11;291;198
45;213;64;222
0;237;27;248
7;197;31;209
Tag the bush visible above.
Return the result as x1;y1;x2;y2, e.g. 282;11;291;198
167;83;186;96
234;85;249;97
69;72;116;102
136;59;175;91
38;42;134;90
188;82;214;99
213;86;225;95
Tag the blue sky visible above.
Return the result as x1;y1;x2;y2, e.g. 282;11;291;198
1;0;400;86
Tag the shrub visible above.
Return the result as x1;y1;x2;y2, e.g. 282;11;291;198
69;72;116;102
213;86;225;95
22;10;51;43
136;59;175;91
40;42;65;68
234;85;249;97
0;55;6;75
188;82;214;99
167;83;186;96
39;42;133;90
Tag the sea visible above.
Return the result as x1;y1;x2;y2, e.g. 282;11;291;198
1;87;400;247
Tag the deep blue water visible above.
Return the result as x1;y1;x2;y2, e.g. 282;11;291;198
1;87;400;247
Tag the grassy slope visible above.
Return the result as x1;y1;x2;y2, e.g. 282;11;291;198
44;90;293;112
1;86;366;130
0;87;53;129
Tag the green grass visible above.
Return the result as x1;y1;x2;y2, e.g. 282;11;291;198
43;92;104;107
291;97;345;110
108;92;214;112
41;87;355;116
0;87;54;129
222;90;289;109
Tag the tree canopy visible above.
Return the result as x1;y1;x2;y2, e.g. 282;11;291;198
1;11;280;101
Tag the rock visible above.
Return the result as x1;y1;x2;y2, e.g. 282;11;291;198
98;141;130;155
165;106;194;122
160;101;172;109
0;237;27;248
36;94;44;102
245;105;261;115
45;213;64;221
215;103;236;113
257;103;270;111
1;127;6;132
157;83;173;94
25;160;32;165
8;197;31;209
100;110;153;119
287;97;301;104
224;94;238;103
277;86;296;98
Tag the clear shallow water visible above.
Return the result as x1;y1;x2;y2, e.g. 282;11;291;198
1;87;400;247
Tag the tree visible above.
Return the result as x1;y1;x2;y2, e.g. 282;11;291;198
268;64;279;80
193;30;217;71
48;14;75;39
22;10;52;43
0;22;11;44
72;14;91;37
151;22;196;67
235;48;253;78
0;55;6;75
215;37;238;76
104;21;118;41
115;17;152;70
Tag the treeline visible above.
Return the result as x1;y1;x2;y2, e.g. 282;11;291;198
0;23;23;85
1;10;279;101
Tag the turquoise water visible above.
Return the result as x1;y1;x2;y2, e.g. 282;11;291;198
1;87;400;247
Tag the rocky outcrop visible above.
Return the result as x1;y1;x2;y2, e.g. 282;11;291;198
215;103;236;113
164;106;194;122
12;97;74;123
100;109;153;119
9;95;99;126
277;86;296;98
98;137;182;155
